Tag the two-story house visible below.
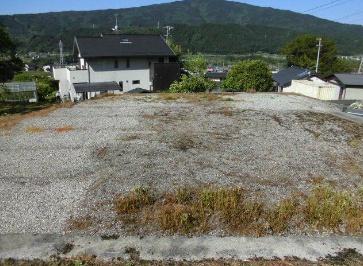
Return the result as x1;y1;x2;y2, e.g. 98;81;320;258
53;34;180;101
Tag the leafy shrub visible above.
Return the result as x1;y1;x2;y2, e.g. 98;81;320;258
183;53;207;76
169;75;215;93
222;59;273;92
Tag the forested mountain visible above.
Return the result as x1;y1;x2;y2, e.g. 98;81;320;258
1;0;363;55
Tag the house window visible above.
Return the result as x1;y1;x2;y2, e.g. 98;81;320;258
158;57;164;63
132;80;140;85
114;59;118;68
126;58;130;68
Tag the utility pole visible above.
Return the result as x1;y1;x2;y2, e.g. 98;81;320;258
163;26;174;40
315;38;323;73
358;56;363;73
59;40;64;66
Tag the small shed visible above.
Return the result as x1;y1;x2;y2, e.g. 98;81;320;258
330;74;363;100
0;82;38;102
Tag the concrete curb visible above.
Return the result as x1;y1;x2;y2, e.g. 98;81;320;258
0;235;362;262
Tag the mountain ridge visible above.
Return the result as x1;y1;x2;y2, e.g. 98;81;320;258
1;0;363;55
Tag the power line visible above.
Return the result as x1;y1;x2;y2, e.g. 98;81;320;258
336;10;363;21
303;0;343;13
337;11;361;20
304;0;354;13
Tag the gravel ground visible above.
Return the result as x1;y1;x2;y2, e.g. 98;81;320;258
0;93;362;234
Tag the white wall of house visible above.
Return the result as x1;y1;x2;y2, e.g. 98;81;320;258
88;58;151;92
344;88;363;100
284;79;340;100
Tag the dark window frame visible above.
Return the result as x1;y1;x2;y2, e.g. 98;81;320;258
132;80;140;85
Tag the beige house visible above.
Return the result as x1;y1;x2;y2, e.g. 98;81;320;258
283;77;340;100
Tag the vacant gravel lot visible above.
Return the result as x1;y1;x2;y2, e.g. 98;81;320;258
0;93;362;234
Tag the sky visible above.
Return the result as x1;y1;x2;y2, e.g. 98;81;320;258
0;0;363;25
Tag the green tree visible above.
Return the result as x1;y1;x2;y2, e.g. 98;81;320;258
166;38;183;58
184;53;207;76
282;34;353;76
169;75;215;93
0;27;23;82
222;60;273;92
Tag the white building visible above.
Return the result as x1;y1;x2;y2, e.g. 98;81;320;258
53;34;179;101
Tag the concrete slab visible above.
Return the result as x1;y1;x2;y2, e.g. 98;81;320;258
0;235;362;262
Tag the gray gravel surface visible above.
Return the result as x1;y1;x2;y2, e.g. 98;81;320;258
0;93;362;234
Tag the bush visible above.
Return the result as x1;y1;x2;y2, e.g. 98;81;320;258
169;75;215;93
13;71;58;102
222;59;273;92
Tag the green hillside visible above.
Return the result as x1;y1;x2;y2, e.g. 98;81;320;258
1;0;363;55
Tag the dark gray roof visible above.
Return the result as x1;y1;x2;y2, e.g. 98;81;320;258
334;74;363;87
205;72;228;79
273;66;311;87
73;82;120;93
75;34;175;58
3;82;37;92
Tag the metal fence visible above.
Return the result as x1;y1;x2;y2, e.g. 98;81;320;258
0;82;38;102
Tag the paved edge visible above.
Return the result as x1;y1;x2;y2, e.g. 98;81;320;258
0;235;362;262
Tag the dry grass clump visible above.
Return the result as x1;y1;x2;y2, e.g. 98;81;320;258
0;102;74;131
118;134;141;141
112;185;363;236
173;134;200;151
95;146;108;159
209;107;234;117
54;125;74;133
68;216;93;230
156;93;222;103
114;187;155;214
304;185;363;232
25;126;44;134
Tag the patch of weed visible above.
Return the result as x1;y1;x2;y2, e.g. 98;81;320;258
114;187;155;214
68;216;93;230
25;126;44;134
54;125;74;133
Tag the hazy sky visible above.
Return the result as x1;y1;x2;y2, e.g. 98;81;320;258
0;0;362;25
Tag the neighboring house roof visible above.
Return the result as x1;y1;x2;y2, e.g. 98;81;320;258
73;82;120;93
334;74;363;88
273;66;311;87
205;72;228;79
74;34;175;59
3;82;37;92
